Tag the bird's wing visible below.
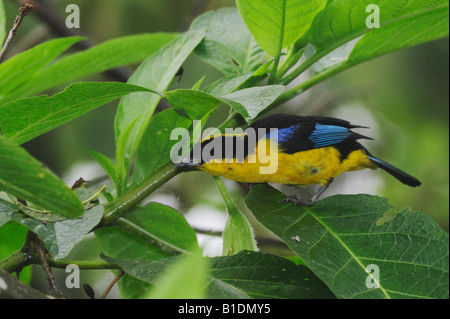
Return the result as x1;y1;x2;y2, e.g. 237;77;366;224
257;116;372;154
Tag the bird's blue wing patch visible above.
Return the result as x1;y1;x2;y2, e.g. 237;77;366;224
308;124;352;148
265;125;298;143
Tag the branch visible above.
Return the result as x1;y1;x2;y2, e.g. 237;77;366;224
30;233;63;297
0;268;56;299
0;3;33;63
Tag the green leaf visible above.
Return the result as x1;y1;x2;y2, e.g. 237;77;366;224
165;89;222;120
0;189;104;259
7;33;177;102
115;117;141;195
246;185;449;299
236;0;326;57
0;199;14;227
0;82;151;145
0;220;32;283
309;0;448;55
203;72;254;96
166;85;285;123
95;202;198;298
191;8;265;75
133;109;192;186
0;37;83;102
221;85;285;122
0;0;6;45
213;177;256;255
86;149;119;193
114;28;204;185
142;250;208;299
347;5;449;65
102;250;336;299
0;135;84;218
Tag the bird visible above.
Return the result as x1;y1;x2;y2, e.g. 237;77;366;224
176;114;421;205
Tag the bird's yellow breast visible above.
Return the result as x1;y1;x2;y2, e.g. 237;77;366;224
199;138;376;186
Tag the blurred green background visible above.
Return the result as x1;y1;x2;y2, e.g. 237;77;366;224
1;0;448;297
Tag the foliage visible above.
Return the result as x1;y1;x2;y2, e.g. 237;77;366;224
0;0;448;299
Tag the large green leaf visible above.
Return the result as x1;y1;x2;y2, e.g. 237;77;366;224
103;250;336;299
133;109;192;186
0;189;103;258
114;29;204;187
246;185;449;299
0;0;6;45
95;202;198;298
166;85;285;123
307;2;449;75
347;5;449;65
221;85;285;122
0;37;83;102
191;8;265;75
0;135;84;218
309;0;447;55
236;0;326;56
164;89;222;121
203;72;254;96
0;82;151;145
5;33;177;103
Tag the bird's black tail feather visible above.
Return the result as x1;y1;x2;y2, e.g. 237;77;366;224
368;155;421;187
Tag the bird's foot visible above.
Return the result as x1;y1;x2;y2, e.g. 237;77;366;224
282;195;314;206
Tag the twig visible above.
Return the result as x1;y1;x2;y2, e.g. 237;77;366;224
0;3;33;63
100;270;124;299
31;233;63;297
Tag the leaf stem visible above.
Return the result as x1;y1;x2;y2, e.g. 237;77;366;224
100;269;124;299
269;62;349;111
280;50;327;85
213;176;236;212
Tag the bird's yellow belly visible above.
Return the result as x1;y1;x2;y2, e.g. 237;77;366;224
199;140;376;186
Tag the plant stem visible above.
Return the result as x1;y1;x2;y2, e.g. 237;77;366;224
100;162;178;226
274;62;349;108
280;50;327;85
213;176;235;211
48;258;121;270
100;269;124;299
0;249;32;273
268;56;281;84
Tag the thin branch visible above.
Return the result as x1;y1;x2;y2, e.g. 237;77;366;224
31;232;63;297
100;270;124;299
0;3;33;63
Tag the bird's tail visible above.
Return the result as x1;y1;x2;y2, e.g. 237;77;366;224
368;155;421;187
